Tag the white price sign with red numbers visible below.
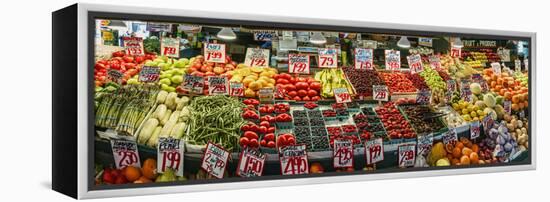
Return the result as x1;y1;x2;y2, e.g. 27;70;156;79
470;121;481;140
201;143;230;179
288;54;310;74
318;48;338;68
333;139;354;168
429;55;442;70
450;47;462;58
229;82;244;97
373;85;389;101
407;54;423;73
123;37;145;56
237;148;266;177
204;43;226;63
279;145;309;175
245;48;270;67
398;144;416;168
385;50;401;70
138;66;160;83
208;76;228;95
182;74;204;94
110;139;141;169
334;88;352;103
157;138;184;176
161;37;180;58
365;138;384;165
354;48;374;70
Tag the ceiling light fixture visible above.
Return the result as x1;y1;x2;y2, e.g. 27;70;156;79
397;36;411;48
310;32;327;44
217;27;237;40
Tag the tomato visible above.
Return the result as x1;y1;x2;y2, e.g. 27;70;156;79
295;82;309;90
267;126;275;133
295;77;307;83
272;74;280;80
289;77;296;84
307;89;318;97
284;84;296;92
258;126;267;134
297;90;308;97
276;83;285;90
302;96;311;101
277;78;290;85
260;140;267;147
240;124;250;131
306;77;316;84
267;141;276;148
260;121;270;128
239;137;250;147
264;133;275;141
244;131;259;140
309;82;321;91
311;96;321;101
95;63;106;70
287;91;298;98
122;56;134;63
250;124;260;133
277;135;287;146
249;139;259;148
279;73;292;80
293;96;302;101
286;137;296;145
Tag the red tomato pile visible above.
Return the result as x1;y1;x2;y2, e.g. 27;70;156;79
380;72;417;93
276;133;296;148
186;55;237;77
94;51;156;86
375;102;416;139
259;115;276;148
274;73;321;101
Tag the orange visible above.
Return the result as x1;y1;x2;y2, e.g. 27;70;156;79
462;147;473;156
142;158;157;180
460;155;471;165
445;143;454;154
451;158;460;165
452;147;462;158
471;144;479;153
123;166;142;182
470;153;479;164
455;142;464;150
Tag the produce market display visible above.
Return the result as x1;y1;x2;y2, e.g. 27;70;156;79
91;17;531;187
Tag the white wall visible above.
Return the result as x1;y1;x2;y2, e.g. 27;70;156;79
0;0;547;201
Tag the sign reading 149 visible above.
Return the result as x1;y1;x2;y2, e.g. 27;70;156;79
204;43;226;63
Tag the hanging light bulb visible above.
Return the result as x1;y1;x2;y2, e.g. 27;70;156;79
310;32;327;44
397;36;411;48
453;37;464;48
217;27;237;40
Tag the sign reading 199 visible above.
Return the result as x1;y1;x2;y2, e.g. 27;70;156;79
204;43;226;63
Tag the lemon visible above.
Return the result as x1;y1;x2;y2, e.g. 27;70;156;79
462;108;469;115
470;111;477;117
452;103;459;109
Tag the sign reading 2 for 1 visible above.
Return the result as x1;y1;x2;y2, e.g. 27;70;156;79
288;54;310;74
237;147;266;177
204;43;226;63
333;139;354;168
318;48;338;68
355;48;373;70
110;139;141;169
279;145;308;175
201;143;230;179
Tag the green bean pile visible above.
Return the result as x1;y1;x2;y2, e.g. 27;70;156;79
187;95;246;151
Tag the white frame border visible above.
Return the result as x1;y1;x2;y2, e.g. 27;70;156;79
76;3;536;199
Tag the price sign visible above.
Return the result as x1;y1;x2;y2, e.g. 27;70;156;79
236;147;266;177
416;89;431;105
470;121;480;140
258;88;274;103
288;54;310;74
515;59;522;72
107;69;123;84
110;139;141;169
157;137;184;176
253;31;274;41
524;58;529;72
482;114;494;133
364;138;384;165
204;43;226;63
497;48;511;62
429;55;442;70
229;82;244;97
354;48;374;70
491;62;502;75
398;144;416;168
504;100;512;115
373;85;389;101
385;50;401;70
182;74;204;94
334;88;352;103
245;48;270;67
417;134;433;157
450;47;462;58
201;142;230;179
318;48;338;68
161;37;180;58
122;37;144;56
442;128;458;145
274;86;286;99
407;54;423;73
333;139;354;168
208;76;228;95
138;66;160;83
460;82;472;103
279;145;309;175
418;38;433;47
447;80;457;92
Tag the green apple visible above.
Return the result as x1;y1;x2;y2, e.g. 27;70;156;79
175;61;186;68
160;78;171;86
161;83;171;91
171;75;183;85
174;69;185;75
